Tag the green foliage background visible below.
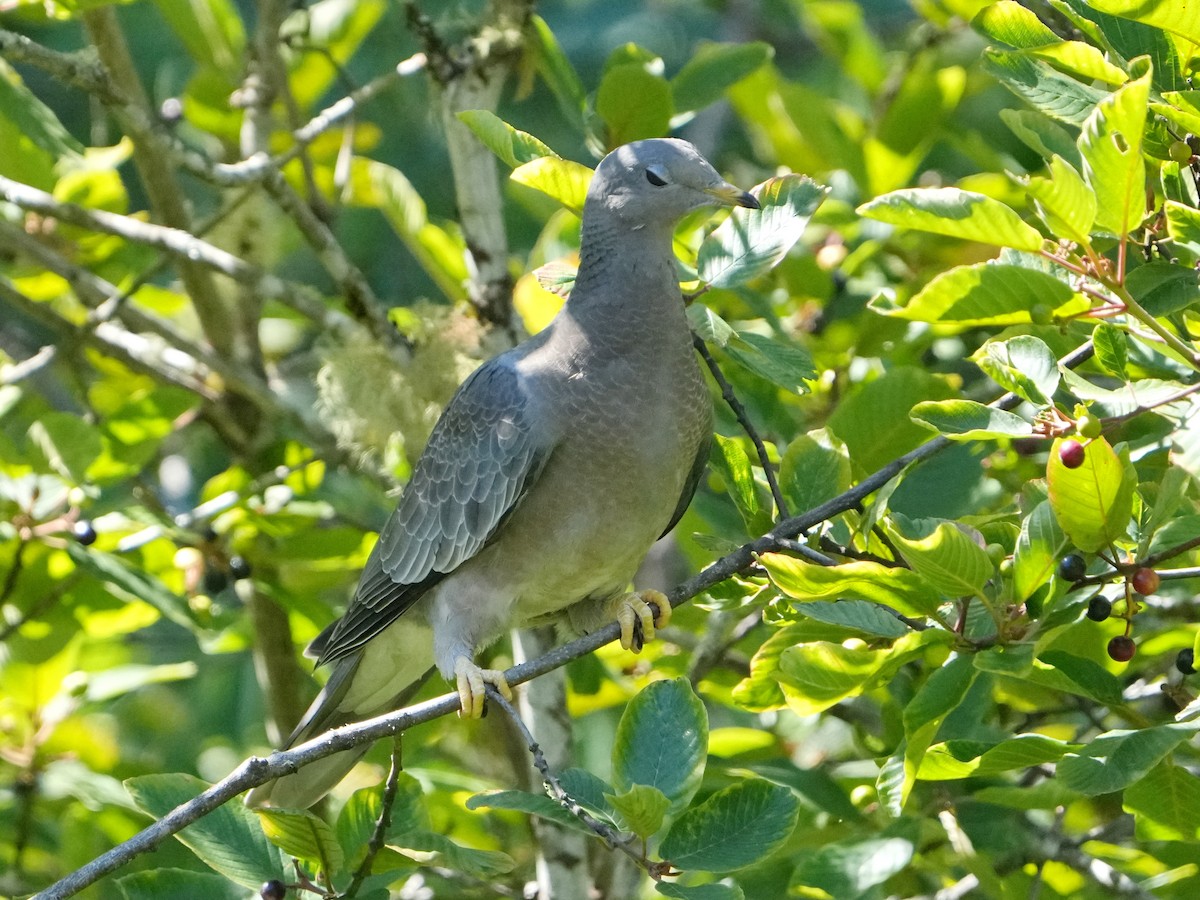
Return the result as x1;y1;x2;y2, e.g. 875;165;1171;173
3;0;1200;898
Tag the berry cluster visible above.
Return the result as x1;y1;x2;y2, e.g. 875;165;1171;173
1061;555;1193;671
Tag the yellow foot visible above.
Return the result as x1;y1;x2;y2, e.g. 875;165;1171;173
616;589;672;653
454;657;512;718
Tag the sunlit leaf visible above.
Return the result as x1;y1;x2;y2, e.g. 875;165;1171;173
510;156;593;215
870;263;1083;326
910;400;1032;441
973;335;1060;406
698;174;828;288
671;42;774;115
456;110;558;168
885;519;993;599
1079;69;1151;239
125;774;286;889
596;61;673;147
857;186;1043;251
659;779;799;872
1047;436;1134;553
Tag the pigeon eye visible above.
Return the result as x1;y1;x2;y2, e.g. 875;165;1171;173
645;167;668;187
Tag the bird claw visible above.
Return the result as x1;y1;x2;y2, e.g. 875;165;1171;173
454;657;512;718
616;589;672;653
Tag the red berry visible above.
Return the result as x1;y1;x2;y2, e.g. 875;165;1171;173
1131;567;1160;595
1059;440;1086;469
1107;635;1136;662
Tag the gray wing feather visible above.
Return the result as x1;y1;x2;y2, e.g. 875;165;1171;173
659;431;711;540
313;359;553;666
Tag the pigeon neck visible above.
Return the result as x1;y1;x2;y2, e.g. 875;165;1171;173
567;213;681;331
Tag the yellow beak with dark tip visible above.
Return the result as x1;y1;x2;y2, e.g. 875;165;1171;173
706;182;760;209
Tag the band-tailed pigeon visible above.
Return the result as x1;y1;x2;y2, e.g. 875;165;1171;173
247;138;758;808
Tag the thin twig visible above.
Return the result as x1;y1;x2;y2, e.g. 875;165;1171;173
693;335;789;518
484;687;672;880
344;736;403;898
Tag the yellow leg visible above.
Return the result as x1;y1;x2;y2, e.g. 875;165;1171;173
454;656;512;718
615;589;672;652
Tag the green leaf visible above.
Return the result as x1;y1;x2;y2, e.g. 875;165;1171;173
870;262;1082;326
257;807;343;874
973;334;1060;406
1126;261;1200;317
972;1;1060;47
0;59;82;187
1013;501;1069;604
27;412;101;485
733;624;805;711
857;186;1043;252
596;61;673;146
1079;70;1151;238
789;600;910;638
885;519;994;599
604;784;670;840
698;174;828;288
760;552;949;619
1039;650;1125;707
465;789;597;836
390;830;514;879
775;641;895;715
1000;108;1082;167
349;159;469;302
910;399;1032;441
1123;762;1200;841
456;110;558;168
974;336;1060;408
1057;724;1198;796
671;42;774;115
983;49;1111;125
711;434;768;533
791;833;916;898
150;0;245;74
1019;155;1097;245
116;869;247;900
919;734;1076;780
827;367;955;473
612;678;708;820
559;767;620;824
686;303;736;346
529;14;587;129
723;331;816;394
511;156;593;215
66;543;194;629
1092;322;1129;379
779;431;851;514
1047;436;1134;553
657;882;744;900
125;774;286;889
659;779;799;872
1086;0;1200;45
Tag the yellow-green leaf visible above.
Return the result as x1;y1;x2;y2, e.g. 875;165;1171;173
858;187;1044;251
1046;436;1134;553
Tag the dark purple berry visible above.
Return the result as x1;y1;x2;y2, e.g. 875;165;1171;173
1086;596;1111;622
1108;635;1136;662
260;881;287;900
203;566;228;595
228;555;252;580
73;520;97;545
1059;440;1086;469
1059;554;1087;582
1177;648;1196;676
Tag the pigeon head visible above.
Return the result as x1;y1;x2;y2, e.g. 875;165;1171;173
587;138;759;226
